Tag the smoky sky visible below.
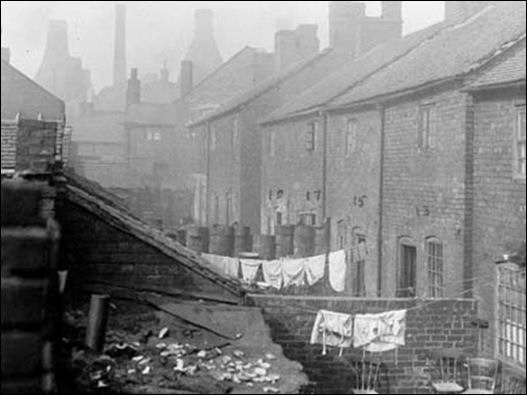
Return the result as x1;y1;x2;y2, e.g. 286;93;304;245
1;1;445;92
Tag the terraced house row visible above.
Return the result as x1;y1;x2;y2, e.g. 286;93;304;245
188;0;526;367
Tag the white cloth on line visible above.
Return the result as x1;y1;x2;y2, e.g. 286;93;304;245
353;309;407;352
310;309;353;356
304;254;326;286
202;253;240;278
240;259;262;283
282;257;306;287
262;259;283;289
328;250;346;292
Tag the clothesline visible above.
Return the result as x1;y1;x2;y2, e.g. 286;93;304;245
267;276;497;317
202;250;347;292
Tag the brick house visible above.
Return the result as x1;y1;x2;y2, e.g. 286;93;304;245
1;59;66;174
258;1;525;301
466;39;526;368
188;1;403;233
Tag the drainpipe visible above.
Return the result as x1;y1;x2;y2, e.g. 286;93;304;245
206;121;211;226
377;104;386;297
321;111;328;220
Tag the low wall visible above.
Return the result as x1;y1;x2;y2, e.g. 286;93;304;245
248;295;479;394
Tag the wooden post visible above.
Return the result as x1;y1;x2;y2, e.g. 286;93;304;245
85;294;110;353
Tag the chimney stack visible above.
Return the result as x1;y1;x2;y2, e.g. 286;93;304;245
382;1;403;21
1;47;10;63
180;60;194;97
275;24;320;71
113;4;127;87
445;1;498;23
329;1;365;57
160;61;169;83
126;68;140;107
42;20;70;61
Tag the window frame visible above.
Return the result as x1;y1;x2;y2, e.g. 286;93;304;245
397;237;417;298
426;237;444;298
514;106;526;179
305;121;316;152
418;104;436;150
345;118;358;157
496;264;526;368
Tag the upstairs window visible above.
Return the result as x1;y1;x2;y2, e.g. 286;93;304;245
306;122;316;151
426;237;444;298
345;119;358;156
418;104;436;150
515;106;526;178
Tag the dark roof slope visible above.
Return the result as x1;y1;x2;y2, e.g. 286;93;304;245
189;49;335;127
469;40;526;90
262;22;447;124
63;171;244;300
331;2;526;108
1;60;65;121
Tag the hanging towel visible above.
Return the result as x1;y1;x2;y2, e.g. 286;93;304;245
240;259;262;283
328;250;346;292
305;254;326;286
353;309;407;352
262;259;283;289
310;309;353;356
282;257;306;287
202;253;240;279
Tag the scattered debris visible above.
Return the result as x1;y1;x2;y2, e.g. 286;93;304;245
158;327;169;339
142;366;151;375
264;386;280;393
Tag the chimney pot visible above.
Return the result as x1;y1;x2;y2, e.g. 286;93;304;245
126;68;140;107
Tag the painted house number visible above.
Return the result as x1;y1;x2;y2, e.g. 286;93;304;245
353;195;367;208
416;205;431;217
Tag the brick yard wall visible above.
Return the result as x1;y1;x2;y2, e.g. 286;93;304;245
55;198;241;304
380;86;469;298
249;295;479;394
471;87;526;359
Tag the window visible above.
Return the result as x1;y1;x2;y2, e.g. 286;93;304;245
397;239;417;297
418;104;436;149
426;238;444;298
269;131;276;157
232;117;239;149
153;132;161;141
345;119;358;156
353;232;366;297
146;131;153;141
213;194;220;225
299;213;316;226
276;212;282;226
515;106;526;178
306;122;316;151
497;264;526;367
210;125;217;151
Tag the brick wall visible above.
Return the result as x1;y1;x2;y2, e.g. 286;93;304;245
261;115;324;233
471;88;526;359
15;119;58;173
56;199;240;303
327;109;383;297
1;122;17;170
248;295;478;394
381;87;469;298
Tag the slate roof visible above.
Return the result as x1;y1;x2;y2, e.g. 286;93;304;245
63;170;245;300
188;49;335;127
330;1;526;108
469;40;526;90
262;22;447;124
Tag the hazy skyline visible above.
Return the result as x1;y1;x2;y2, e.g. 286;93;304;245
1;1;445;92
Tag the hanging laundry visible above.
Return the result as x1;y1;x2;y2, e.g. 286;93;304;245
304;254;326;286
328;250;346;292
353;309;407;352
202;253;240;279
240;259;262;283
282;257;306;287
310;309;353;356
262;260;283;290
